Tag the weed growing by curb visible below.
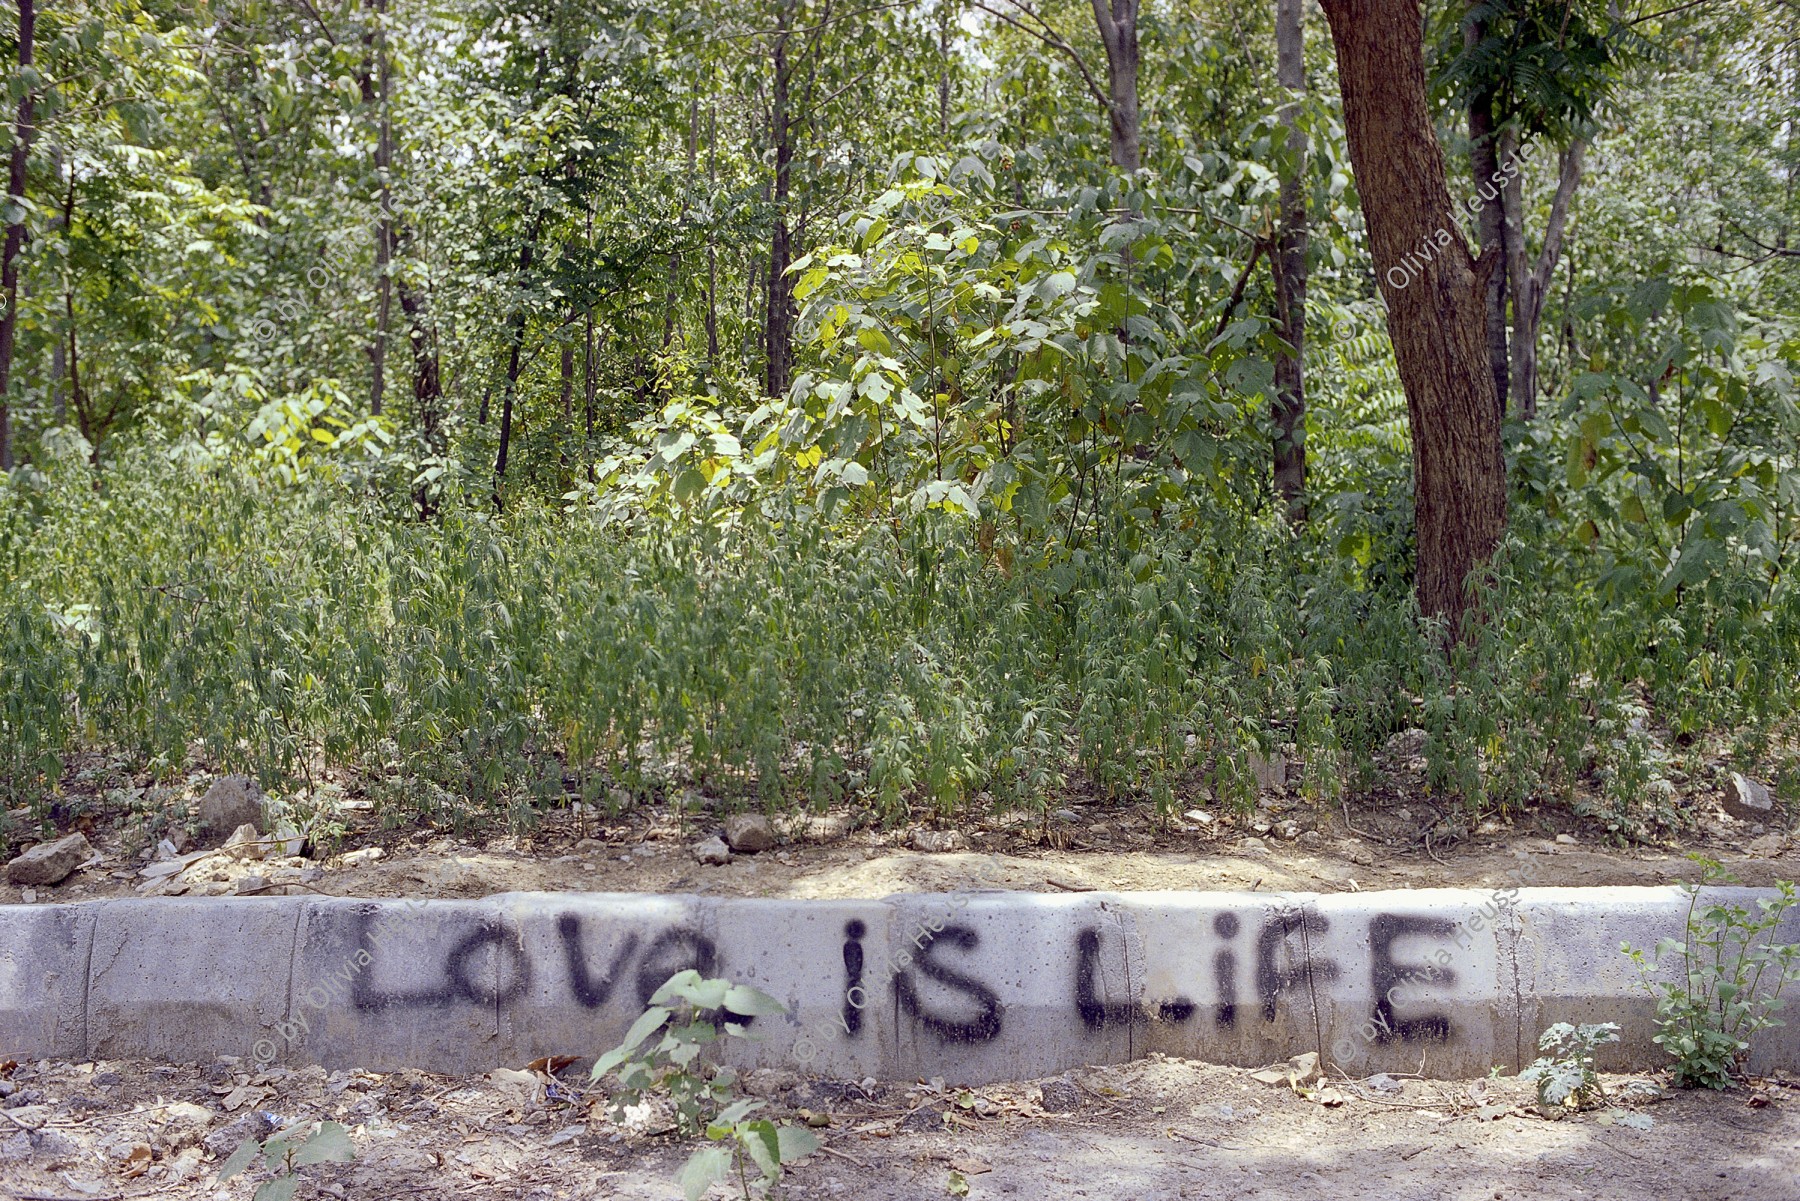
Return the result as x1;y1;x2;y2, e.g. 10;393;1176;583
1623;856;1800;1089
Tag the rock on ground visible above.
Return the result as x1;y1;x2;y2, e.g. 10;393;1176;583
198;775;266;838
693;835;732;865
1724;773;1776;822
221;823;267;861
4;831;93;886
201;1110;276;1158
723;813;777;853
911;828;969;853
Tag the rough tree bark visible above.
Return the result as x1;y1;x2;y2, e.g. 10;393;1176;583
1089;0;1141;173
0;0;37;470
363;0;393;416
1271;0;1307;521
1317;0;1507;631
1464;3;1510;421
764;3;796;399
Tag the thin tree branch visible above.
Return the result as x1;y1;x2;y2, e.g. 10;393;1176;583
967;0;1110;112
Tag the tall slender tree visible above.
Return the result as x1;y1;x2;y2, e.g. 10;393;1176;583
0;0;36;470
1271;0;1307;520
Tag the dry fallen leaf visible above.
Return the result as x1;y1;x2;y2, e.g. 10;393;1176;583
526;1055;579;1077
220;1085;268;1112
948;1157;992;1175
120;1142;154;1179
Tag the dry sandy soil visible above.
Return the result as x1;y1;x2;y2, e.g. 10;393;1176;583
3;753;1795;907
2;1052;1796;1201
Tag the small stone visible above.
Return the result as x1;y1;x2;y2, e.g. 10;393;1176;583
222;824;267;861
1476;818;1501;836
165;825;194;854
19;887;35;903
901;1105;944;1132
155;838;180;861
803;814;851;843
340;847;384;867
1039;1079;1082;1113
743;1068;801;1098
1275;821;1302;841
4;832;94;886
0;1128;79;1167
911;828;969;853
1746;833;1786;858
1724;773;1775;822
1555;833;1578;846
723;813;777;853
1183;809;1215;825
574;837;604;852
1298;830;1323;848
1052;808;1080;822
202;1110;276;1159
235;875;268;895
198;775;266;837
1248;751;1288;792
693;835;732;866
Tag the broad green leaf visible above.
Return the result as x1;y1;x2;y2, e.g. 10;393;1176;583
678;1147;733;1201
291;1122;354;1166
216;1139;261;1182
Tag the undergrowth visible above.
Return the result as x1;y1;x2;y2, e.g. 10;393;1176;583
1;450;1795;843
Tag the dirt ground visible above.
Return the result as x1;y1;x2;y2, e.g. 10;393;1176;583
3;741;1796;906
1;1053;1793;1201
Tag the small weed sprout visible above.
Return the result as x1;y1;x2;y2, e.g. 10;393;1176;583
1520;1022;1619;1111
1623;857;1800;1089
215;1120;354;1201
593;970;820;1200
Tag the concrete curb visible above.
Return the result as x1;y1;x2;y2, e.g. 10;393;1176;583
2;887;1795;1083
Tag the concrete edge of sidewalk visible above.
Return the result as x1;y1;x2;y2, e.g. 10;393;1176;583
1;886;1794;1083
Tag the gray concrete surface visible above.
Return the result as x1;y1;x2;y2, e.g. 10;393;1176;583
1;887;1794;1082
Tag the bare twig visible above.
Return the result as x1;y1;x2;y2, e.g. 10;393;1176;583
0;1106;43;1131
817;1143;868;1167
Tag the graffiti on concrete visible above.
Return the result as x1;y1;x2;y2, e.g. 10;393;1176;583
338;903;1473;1055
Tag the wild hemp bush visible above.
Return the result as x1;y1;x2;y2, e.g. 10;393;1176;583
5;449;1800;835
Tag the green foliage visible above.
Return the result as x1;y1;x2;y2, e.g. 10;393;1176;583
215;1120;355;1201
1520;1022;1619;1110
593;970;816;1201
1623;858;1800;1090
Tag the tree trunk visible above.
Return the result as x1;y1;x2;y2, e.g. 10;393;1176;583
1318;0;1507;631
765;4;796;399
0;0;37;470
1089;0;1141;173
394;227;443;514
1271;0;1307;521
365;0;394;416
1464;4;1509;422
704;99;719;365
47;144;63;424
492;211;542;511
1504;137;1584;419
